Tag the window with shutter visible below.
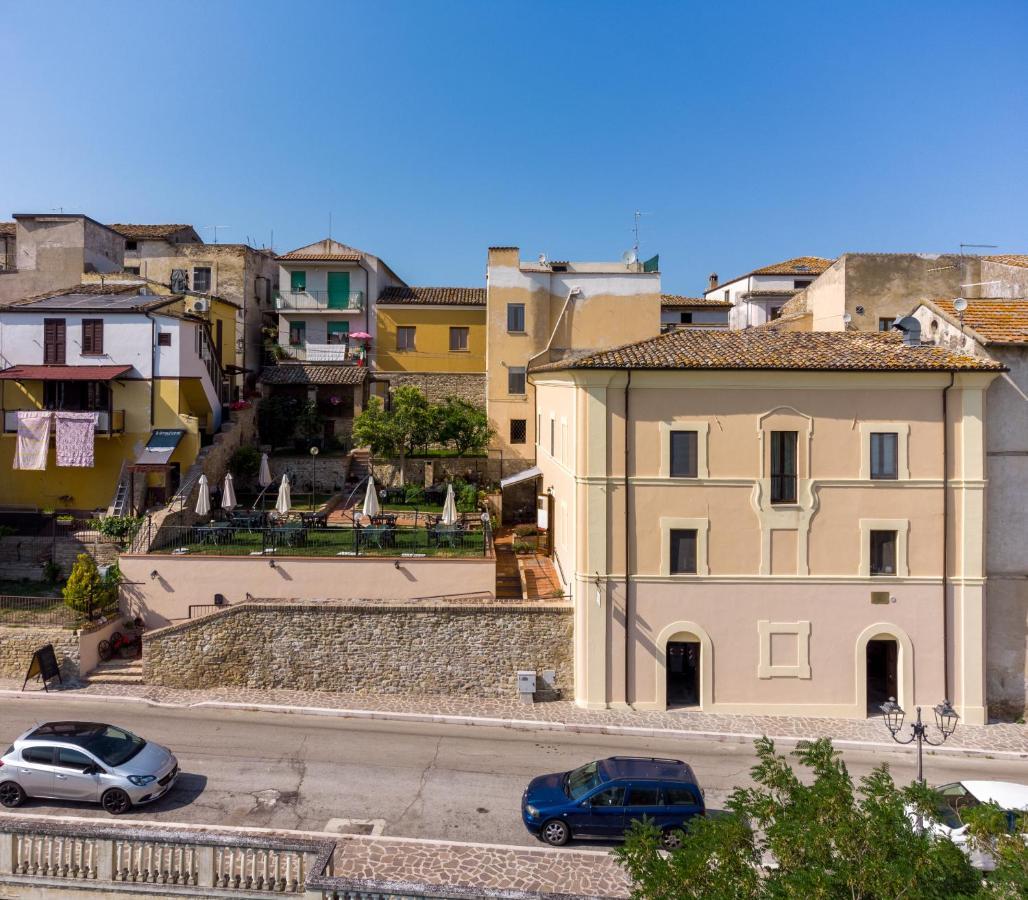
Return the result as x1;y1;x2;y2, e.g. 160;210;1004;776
82;319;103;355
44;319;66;365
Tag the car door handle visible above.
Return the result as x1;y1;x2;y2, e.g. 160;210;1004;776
56;774;68;779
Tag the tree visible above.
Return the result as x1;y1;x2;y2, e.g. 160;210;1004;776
228;445;261;481
294;400;324;446
390;386;435;457
62;553;117;619
615;737;983;900
437;398;493;456
257;394;300;449
964;802;1028;897
351;396;400;457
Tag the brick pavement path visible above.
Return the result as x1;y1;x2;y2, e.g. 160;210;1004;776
6;679;1025;756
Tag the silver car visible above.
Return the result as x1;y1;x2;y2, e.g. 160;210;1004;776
0;721;178;815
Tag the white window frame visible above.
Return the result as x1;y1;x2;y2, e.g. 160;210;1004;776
658;420;709;479
858;423;910;481
660;517;710;576
859;518;909;578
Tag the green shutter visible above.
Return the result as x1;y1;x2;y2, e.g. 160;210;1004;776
327;272;350;309
290;270;306;292
288;321;306;346
327;321;350;345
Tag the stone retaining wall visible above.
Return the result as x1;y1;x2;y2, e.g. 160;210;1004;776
0;625;80;679
377;372;486;406
143;600;573;699
0;533;120;582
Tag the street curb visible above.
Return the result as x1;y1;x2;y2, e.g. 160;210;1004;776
2;688;1025;762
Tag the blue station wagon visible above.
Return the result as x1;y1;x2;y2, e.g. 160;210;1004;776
521;756;705;847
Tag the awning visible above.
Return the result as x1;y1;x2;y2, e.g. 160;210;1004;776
500;465;542;489
0;365;133;381
133;429;185;466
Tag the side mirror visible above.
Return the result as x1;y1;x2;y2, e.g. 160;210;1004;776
85;765;101;775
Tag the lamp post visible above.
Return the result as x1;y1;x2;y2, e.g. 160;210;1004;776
879;697;960;785
309;445;319;511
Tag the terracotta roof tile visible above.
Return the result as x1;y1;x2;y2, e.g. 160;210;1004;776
983;254;1028;269
377;286;485;307
714;256;834;290
277;238;365;262
0;222;14;237
531;329;1001;373
929;297;1028;345
259;364;367;386
109;224;195;240
661;294;732;308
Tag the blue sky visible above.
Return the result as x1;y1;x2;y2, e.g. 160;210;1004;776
3;0;1026;294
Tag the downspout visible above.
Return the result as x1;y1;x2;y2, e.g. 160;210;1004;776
623;369;632;707
146;312;157;427
942;371;955;701
527;286;583;370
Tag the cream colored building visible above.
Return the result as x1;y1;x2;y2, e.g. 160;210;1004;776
485;247;660;461
530;328;1000;724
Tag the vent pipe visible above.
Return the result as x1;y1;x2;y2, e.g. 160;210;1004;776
892;316;922;347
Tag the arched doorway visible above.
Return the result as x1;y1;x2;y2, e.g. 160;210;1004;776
866;638;898;713
666;641;701;708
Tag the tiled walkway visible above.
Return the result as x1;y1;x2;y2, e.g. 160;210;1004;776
7;679;1026;756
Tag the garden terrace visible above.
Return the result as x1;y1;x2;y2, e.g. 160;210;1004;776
145;522;492;559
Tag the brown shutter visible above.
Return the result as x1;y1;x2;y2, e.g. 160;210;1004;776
82;319;103;355
44;318;66;365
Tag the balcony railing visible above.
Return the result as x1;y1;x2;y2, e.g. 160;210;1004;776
280;343;358;363
3;409;125;435
275;290;364;311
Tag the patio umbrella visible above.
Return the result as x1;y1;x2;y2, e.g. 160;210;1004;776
275;474;291;515
349;331;372;340
221;473;237;511
441;483;458;526
258;453;272;488
195;473;211;517
362;477;380;519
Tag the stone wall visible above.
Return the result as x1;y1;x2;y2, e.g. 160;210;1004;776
370;455;534;490
143;599;573;699
268;454;352;493
0;533;120;582
377;372;486;406
0;625;80;679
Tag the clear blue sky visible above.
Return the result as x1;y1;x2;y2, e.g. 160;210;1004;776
4;0;1026;294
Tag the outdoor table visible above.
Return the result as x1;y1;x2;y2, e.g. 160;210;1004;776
432;526;461;549
196;524;232;546
270;525;306;548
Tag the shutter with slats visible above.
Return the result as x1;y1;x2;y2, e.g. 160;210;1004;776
44;319;66;365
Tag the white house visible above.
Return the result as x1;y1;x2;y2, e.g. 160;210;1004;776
704;256;834;330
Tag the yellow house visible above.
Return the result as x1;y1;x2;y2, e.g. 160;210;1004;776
373;286;486;403
0;286;229;512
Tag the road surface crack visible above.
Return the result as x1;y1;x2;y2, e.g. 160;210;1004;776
394;736;442;825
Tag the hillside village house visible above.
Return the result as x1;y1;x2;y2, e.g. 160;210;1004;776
485;247;661;461
0;221;14;270
110;224;277;397
911;294;1028;718
374;286;487;404
0;287;230;512
704;256;834;330
530;328;1001;724
660;294;731;332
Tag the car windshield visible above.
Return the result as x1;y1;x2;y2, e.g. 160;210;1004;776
81;726;145;767
566;762;603;800
934;783;981;829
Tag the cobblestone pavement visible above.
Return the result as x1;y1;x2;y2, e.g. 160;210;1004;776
332;835;630;898
5;678;1026;755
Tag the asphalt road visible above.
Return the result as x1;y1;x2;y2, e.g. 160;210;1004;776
0;697;1024;846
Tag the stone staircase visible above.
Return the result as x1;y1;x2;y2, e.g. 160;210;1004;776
87;657;143;686
349;448;371;483
494;532;524;600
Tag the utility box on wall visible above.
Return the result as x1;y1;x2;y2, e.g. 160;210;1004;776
517;670;537;704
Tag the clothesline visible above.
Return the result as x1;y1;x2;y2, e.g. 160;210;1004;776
12;410;98;470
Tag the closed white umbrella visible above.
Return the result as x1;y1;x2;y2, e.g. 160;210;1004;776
362;477;380;519
258;453;272;488
195;473;211;517
221;473;237;511
275;474;291;515
441;483;457;526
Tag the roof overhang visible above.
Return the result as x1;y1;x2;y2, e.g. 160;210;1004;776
500;466;542;490
0;365;133;381
132;429;186;466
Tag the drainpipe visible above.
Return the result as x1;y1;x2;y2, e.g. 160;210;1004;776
623;369;632;707
146;312;157;427
527;286;583;370
942;371;955;701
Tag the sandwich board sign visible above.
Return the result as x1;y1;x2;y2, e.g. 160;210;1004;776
22;644;62;692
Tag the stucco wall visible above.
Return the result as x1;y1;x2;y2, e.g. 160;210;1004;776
118;555;496;627
142;600;573;699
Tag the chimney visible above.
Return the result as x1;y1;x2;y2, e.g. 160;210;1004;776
892;316;923;348
708;272;718;291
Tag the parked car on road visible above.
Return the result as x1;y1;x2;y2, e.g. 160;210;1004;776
0;721;178;815
917;780;1028;870
522;756;705;847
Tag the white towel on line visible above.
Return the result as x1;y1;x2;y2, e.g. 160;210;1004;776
13;411;52;470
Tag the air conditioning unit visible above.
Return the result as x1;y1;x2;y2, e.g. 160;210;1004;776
190;298;210;314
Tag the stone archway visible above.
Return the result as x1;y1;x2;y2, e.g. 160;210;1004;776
855;622;914;717
653;621;714;711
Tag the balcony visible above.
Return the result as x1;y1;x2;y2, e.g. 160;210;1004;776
279;343;360;363
275;290;364;312
3;409;126;435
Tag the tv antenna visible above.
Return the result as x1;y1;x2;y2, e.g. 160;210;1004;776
959;242;997;255
632;210;651;257
204;225;230;244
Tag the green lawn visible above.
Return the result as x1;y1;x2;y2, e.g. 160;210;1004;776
154;526;487;558
234;492;337;512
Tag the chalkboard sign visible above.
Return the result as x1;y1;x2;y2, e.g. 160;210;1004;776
22;644;63;692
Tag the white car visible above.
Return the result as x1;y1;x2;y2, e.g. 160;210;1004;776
919;780;1028;870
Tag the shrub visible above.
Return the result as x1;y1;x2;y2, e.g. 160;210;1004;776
257;394;300;449
403;484;426;505
229;445;261;480
0;525;16;538
89;515;143;543
513;523;538;537
41;560;62;584
63;555;119;619
513;540;533;554
453;478;479;512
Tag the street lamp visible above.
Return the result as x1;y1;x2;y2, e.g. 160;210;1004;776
309;445;319;511
879;697;959;784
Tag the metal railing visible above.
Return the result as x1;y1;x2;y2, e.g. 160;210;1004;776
0;594;117;627
279;343;358;363
142;520;492;559
3;408;125;434
275;290;365;311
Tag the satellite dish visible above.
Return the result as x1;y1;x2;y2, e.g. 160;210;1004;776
538;253;547;265
953;297;968;313
622;249;638;266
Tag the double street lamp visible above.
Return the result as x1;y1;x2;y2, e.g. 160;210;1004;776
879;697;960;784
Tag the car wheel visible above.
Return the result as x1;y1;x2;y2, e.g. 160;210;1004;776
661;829;684;850
541;819;570;846
0;781;26;808
101;788;132;815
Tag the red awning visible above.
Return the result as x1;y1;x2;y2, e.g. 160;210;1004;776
0;365;133;381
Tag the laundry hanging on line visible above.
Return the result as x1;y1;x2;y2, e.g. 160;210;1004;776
13;411;52;471
55;411;99;467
